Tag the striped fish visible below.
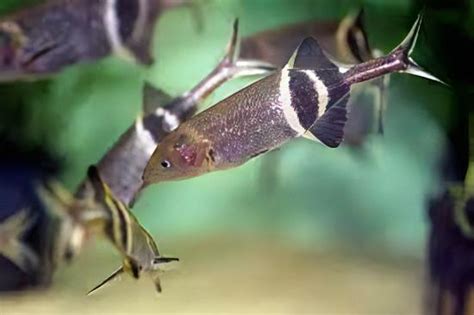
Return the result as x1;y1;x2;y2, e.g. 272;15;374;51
142;14;446;186
86;166;178;295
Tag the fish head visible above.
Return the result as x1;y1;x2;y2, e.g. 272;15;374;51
123;256;143;279
143;130;213;184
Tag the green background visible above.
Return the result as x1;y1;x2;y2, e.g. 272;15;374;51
0;0;465;313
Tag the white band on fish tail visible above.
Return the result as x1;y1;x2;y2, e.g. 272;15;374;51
302;70;329;119
279;68;306;135
104;0;136;62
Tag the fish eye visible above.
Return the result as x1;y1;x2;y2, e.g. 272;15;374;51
161;160;172;168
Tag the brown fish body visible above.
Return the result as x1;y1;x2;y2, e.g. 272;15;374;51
179;73;296;169
144;59;350;183
143;14;445;185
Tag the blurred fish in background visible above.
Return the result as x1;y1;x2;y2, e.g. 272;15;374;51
0;0;471;314
0;0;190;82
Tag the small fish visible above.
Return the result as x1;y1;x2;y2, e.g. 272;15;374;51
142;14;446;185
0;0;181;81
86;166;178;295
0;208;39;274
74;19;274;206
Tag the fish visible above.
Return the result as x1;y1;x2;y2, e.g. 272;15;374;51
0;208;39;274
0;0;183;81
241;10;390;139
38;166;179;294
74;19;274;206
241;10;372;67
142;14;446;186
85;166;178;295
425;112;474;315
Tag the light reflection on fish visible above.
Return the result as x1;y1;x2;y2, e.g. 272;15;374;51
142;14;446;186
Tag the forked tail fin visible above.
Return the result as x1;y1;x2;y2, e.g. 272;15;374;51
342;12;448;86
391;13;447;85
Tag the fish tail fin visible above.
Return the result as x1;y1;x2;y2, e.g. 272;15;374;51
391;12;447;85
0;209;39;273
87;267;124;296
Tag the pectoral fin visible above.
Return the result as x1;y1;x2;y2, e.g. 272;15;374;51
151;272;162;293
87;267;124;296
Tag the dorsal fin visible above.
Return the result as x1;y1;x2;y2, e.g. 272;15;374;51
142;82;173;115
286;37;338;71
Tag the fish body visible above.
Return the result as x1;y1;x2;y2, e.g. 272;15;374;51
143;14;445;185
0;0;173;81
0;209;38;274
75;19;274;206
144;58;348;183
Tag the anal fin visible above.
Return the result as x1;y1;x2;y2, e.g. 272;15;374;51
306;94;349;148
